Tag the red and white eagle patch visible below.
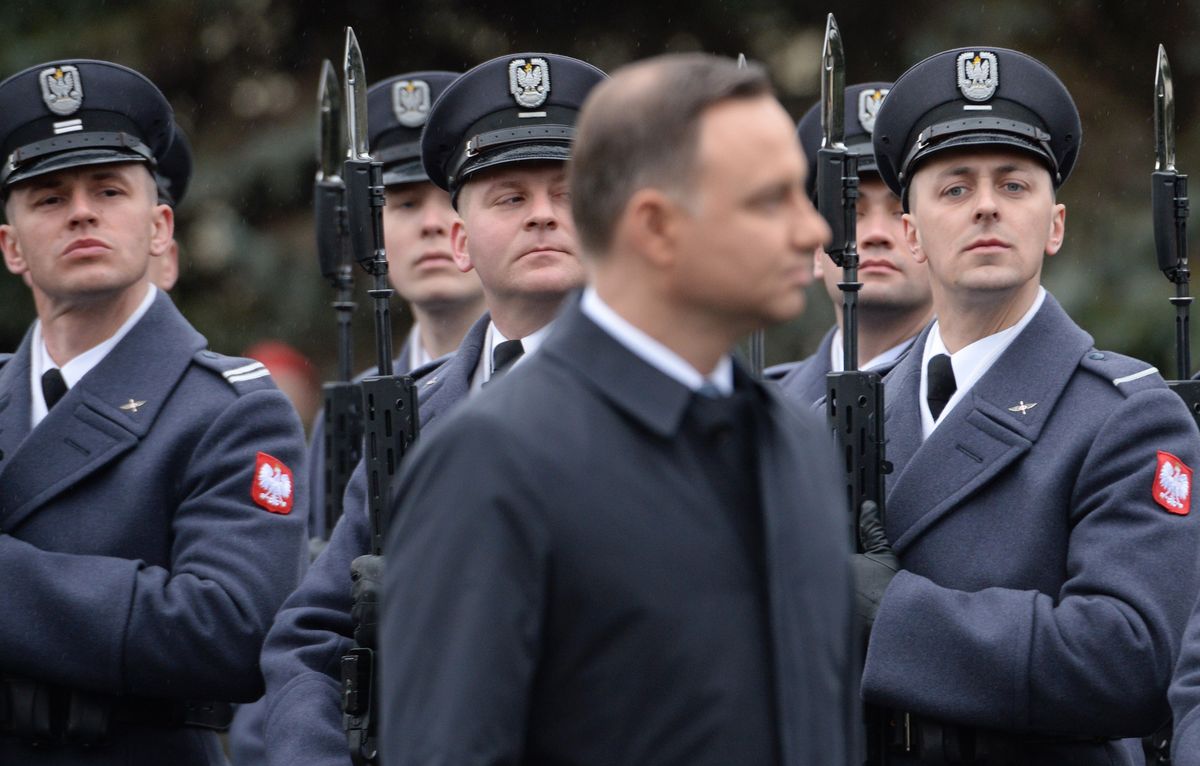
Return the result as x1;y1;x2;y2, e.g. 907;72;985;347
1153;450;1192;515
252;451;294;514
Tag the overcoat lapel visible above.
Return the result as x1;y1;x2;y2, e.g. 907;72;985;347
416;313;489;427
0;292;204;531
0;327;35;469
883;296;1094;552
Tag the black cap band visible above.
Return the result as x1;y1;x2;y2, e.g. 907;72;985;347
4;131;155;185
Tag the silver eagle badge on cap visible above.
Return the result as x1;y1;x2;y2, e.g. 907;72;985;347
857;88;888;134
392;79;432;128
509;58;550;109
40;65;83;116
957;51;999;102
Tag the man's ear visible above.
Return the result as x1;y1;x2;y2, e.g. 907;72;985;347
622;187;685;269
450;218;473;273
901;213;926;264
148;203;174;256
1044;203;1066;257
0;223;26;276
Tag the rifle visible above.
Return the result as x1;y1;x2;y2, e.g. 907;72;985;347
314;59;363;540
1143;43;1196;766
338;28;421;766
816;14;891;764
1153;44;1200;429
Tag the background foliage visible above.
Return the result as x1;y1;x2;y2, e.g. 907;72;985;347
2;0;1198;375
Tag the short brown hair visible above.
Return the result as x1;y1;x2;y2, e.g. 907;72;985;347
569;53;772;256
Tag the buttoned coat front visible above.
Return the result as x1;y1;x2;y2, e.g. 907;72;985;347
378;304;861;766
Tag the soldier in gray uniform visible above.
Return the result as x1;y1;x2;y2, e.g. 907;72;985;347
772;82;932;403
379;53;860;766
259;53;605;766
0;60;308;765
853;47;1200;764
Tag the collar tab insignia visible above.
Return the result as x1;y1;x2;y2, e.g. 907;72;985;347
1007;400;1037;416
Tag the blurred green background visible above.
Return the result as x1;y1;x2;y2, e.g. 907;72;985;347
2;0;1198;377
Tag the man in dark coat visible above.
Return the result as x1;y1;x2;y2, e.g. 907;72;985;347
379;53;860;766
772;83;932;401
855;47;1200;764
0;60;308;765
259;53;605;766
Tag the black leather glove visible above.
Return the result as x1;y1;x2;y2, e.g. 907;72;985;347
850;500;899;643
350;554;384;648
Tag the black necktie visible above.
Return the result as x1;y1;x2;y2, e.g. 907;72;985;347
42;368;68;410
926;353;956;420
490;339;525;381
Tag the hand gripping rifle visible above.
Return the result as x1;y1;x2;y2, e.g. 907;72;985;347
1153;45;1200;430
339;28;421;766
816;14;891;764
315;59;364;540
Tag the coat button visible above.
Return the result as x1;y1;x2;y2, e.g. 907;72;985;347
1088;352;1105;360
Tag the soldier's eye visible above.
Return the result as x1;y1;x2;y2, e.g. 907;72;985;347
944;185;967;198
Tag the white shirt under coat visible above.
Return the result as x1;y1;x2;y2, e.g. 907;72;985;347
581;287;733;396
470;318;555;393
919;286;1046;439
30;283;159;429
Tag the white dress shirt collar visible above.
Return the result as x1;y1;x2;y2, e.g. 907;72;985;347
470;317;555;393
829;328;917;374
919;286;1045;439
31;284;158;428
581;287;733;395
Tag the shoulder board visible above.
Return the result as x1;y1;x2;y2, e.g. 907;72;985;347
192;350;277;392
1078;349;1165;395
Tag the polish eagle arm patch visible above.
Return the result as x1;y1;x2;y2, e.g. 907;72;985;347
1154;450;1192;515
253;451;295;514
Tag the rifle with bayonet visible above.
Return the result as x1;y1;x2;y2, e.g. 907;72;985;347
315;59;363;543
338;28;420;766
816;14;891;764
1143;43;1198;766
1153;44;1200;429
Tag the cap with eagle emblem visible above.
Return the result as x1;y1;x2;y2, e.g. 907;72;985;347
871;47;1082;210
420;52;606;205
0;59;175;189
795;81;892;201
367;71;459;187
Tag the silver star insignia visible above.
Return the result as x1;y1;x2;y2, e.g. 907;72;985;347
1008;401;1038;416
120;399;147;414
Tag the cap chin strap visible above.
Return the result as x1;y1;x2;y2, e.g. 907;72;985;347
3;131;155;184
446;124;574;190
899;116;1058;183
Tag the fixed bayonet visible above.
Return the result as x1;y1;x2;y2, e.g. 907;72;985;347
1151;43;1193;382
344;29;370;162
319;60;345;181
820;15;845;153
1155;44;1175;174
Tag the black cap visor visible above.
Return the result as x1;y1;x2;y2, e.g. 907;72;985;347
4;131;154;188
383;157;430;187
450;142;570;206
